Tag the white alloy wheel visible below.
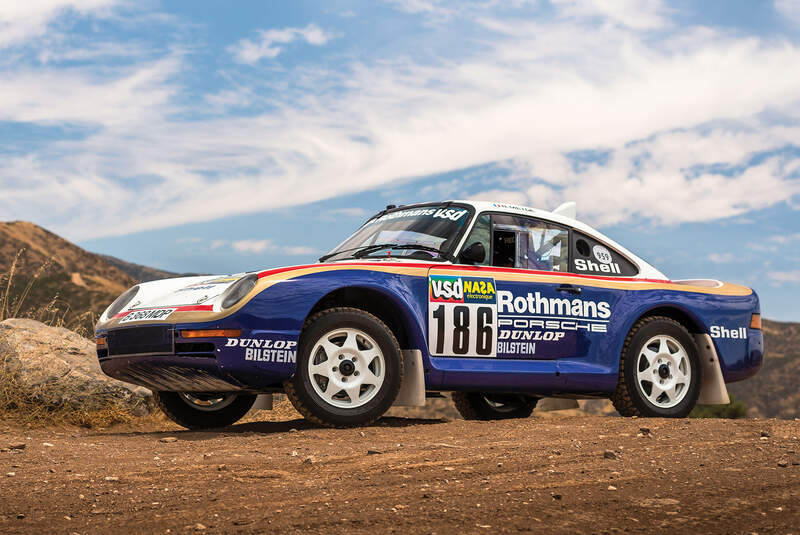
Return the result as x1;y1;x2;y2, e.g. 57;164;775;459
635;335;692;409
307;327;386;409
178;392;238;412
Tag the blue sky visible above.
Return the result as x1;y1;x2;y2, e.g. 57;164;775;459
0;1;799;320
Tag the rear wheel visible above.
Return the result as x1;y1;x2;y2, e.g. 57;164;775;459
154;391;256;429
452;392;538;420
610;316;701;418
284;307;403;427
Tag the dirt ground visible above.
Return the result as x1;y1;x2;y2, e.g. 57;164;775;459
1;412;798;535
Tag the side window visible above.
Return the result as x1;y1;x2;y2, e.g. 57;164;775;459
459;213;491;265
491;215;569;272
571;231;638;276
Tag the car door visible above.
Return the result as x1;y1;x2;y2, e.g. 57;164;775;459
426;213;575;391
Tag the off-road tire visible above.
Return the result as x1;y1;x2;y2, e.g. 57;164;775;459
452;392;538;420
610;316;701;418
284;307;404;428
154;392;257;430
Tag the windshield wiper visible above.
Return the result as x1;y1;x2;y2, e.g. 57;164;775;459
353;243;454;261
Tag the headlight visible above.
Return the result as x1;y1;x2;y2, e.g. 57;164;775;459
104;285;140;320
220;274;257;309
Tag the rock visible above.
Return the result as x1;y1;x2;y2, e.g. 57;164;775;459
367;450;383;455
159;437;178;443
0;319;152;413
194;523;206;531
603;450;618;460
217;465;227;471
16;513;24;519
551;494;562;500
303;456;315;465
639;427;651;435
608;485;617;491
777;461;789;468
42;443;54;447
103;476;119;482
6;472;15;477
760;431;770;438
8;443;26;450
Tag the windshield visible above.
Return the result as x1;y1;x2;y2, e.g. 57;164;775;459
320;204;473;262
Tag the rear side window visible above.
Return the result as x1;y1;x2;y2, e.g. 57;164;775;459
571;231;638;276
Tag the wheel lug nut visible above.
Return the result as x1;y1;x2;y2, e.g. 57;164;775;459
354;371;360;376
351;357;357;362
338;355;343;360
332;367;338;372
342;377;347;382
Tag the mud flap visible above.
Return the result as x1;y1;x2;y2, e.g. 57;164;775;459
393;350;425;407
694;334;730;405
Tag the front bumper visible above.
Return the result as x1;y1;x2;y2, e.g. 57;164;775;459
97;324;299;392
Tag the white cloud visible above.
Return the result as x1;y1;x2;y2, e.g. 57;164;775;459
0;0;117;48
225;240;318;255
707;253;735;264
775;0;800;26
551;0;669;29
229;24;333;64
1;3;800;241
769;270;800;284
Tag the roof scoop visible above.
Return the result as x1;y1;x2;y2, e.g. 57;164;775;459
552;201;576;219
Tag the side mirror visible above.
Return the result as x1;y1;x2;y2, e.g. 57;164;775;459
459;242;486;264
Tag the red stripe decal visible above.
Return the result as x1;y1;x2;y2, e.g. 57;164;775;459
257;262;671;284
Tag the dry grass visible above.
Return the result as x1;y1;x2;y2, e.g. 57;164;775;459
0;248;97;336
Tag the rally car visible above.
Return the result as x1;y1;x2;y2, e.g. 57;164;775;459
94;201;763;428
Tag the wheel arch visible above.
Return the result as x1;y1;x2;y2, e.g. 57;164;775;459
630;304;708;335
304;285;426;351
617;303;729;407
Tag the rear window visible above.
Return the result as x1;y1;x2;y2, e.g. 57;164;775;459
571;231;638;276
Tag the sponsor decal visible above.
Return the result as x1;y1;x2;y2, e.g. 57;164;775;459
226;338;297;363
429;275;496;303
574;258;622;274
177;285;216;292
118;308;177;324
497;290;611;319
710;326;747;339
371;207;468;225
429;275;498;358
592;245;613;265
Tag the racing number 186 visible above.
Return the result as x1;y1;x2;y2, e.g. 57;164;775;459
430;304;495;356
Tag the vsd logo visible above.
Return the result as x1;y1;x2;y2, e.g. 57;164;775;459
430;275;463;302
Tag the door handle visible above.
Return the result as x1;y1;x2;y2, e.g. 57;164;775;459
556;284;582;295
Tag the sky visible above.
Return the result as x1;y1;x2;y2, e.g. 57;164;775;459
0;0;799;320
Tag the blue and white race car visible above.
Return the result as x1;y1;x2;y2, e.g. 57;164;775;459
95;201;763;428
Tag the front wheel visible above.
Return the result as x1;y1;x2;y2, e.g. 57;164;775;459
610;316;701;418
452;392;538;420
154;391;256;429
284;307;403;427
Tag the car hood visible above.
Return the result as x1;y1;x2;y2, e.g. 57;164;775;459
99;273;250;323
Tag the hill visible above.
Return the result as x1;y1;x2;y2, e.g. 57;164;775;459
728;319;800;419
0;221;179;334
